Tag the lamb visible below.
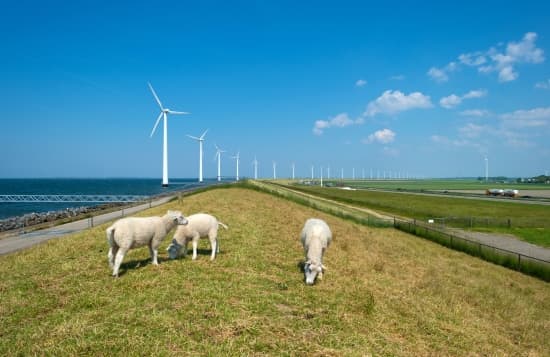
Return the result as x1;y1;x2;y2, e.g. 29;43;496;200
166;213;228;261
300;218;332;285
106;210;188;277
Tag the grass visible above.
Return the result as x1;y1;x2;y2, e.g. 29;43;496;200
285;184;550;247
1;187;549;355
325;178;550;191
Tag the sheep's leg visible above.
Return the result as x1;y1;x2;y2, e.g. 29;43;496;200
149;242;159;265
112;249;127;277
108;245;119;269
182;238;189;257
210;238;217;261
192;235;199;260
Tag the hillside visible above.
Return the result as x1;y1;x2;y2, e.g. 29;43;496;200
0;187;548;355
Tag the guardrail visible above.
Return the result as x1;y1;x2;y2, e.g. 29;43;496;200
0;195;148;203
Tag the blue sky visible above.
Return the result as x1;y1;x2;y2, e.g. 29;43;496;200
1;1;549;179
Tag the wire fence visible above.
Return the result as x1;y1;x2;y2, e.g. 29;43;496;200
393;218;550;282
430;216;550;229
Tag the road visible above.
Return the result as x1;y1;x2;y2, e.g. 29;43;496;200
0;195;175;256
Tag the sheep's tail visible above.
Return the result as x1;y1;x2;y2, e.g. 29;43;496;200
218;222;229;230
106;226;116;247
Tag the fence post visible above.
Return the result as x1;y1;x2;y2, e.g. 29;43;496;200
518;254;521;272
90;216;94;227
508;219;511;229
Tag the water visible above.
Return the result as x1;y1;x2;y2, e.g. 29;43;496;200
0;178;229;219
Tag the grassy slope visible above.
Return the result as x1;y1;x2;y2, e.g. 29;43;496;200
1;187;549;356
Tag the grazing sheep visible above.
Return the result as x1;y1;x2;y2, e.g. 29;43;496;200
300;218;332;285
166;213;228;261
106;210;188;277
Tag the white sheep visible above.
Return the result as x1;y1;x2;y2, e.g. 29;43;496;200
300;218;332;285
106;210;188;277
166;213;228;261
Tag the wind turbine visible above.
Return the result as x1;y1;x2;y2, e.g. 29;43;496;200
215;144;225;182
232;152;240;181
485;156;489;182
148;82;189;187
253;156;258;180
187;129;208;183
273;161;277;179
311;165;314;180
291;162;295;180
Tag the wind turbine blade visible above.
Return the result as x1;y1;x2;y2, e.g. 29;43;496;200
150;112;163;137
187;135;200;140
200;129;209;140
148;82;164;110
168;110;190;115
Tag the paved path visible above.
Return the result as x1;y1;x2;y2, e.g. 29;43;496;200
0;196;174;256
445;228;550;262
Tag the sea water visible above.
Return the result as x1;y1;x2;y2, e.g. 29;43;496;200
0;178;225;219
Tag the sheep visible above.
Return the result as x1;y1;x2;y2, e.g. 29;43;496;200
300;218;332;285
106;210;188;277
166;213;228;261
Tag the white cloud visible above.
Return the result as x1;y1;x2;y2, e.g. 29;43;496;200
427;67;448;82
363;128;396;144
463;89;487;99
459;123;487;138
440;94;462;109
312;113;363;135
500;107;550;128
459;52;487;66
429;32;545;83
535;79;550;89
363;90;433;117
459;109;491;117
440;89;487;109
390;74;405;80
355;79;367;87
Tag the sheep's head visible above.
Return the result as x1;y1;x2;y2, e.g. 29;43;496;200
167;210;188;225
304;261;323;285
166;239;182;260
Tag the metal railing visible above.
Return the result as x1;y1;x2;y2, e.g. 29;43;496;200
0;195;148;203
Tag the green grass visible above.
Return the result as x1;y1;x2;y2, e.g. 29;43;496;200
284;184;550;246
323;178;550;191
1;187;549;356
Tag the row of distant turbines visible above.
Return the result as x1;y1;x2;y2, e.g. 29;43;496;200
148;84;422;186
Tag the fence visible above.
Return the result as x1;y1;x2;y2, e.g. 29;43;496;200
394;218;550;282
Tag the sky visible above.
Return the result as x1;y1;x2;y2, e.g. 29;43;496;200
1;1;549;180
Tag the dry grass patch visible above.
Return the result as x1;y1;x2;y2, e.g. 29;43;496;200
0;187;549;356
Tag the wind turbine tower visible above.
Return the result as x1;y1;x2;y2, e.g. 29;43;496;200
253;156;258;180
232;152;240;181
148;82;189;187
215;144;225;182
485;156;489;182
273;161;277;179
311;165;314;180
291;162;295;180
187;129;208;183
320;166;323;187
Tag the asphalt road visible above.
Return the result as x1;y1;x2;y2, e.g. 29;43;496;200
0;195;174;256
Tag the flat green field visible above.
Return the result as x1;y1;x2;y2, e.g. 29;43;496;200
285;183;550;247
1;187;549;356
323;179;550;191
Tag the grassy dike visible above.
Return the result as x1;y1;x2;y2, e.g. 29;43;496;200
1;186;549;355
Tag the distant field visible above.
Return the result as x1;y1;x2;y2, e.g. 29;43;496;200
323;179;550;191
1;187;549;355
286;183;550;247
